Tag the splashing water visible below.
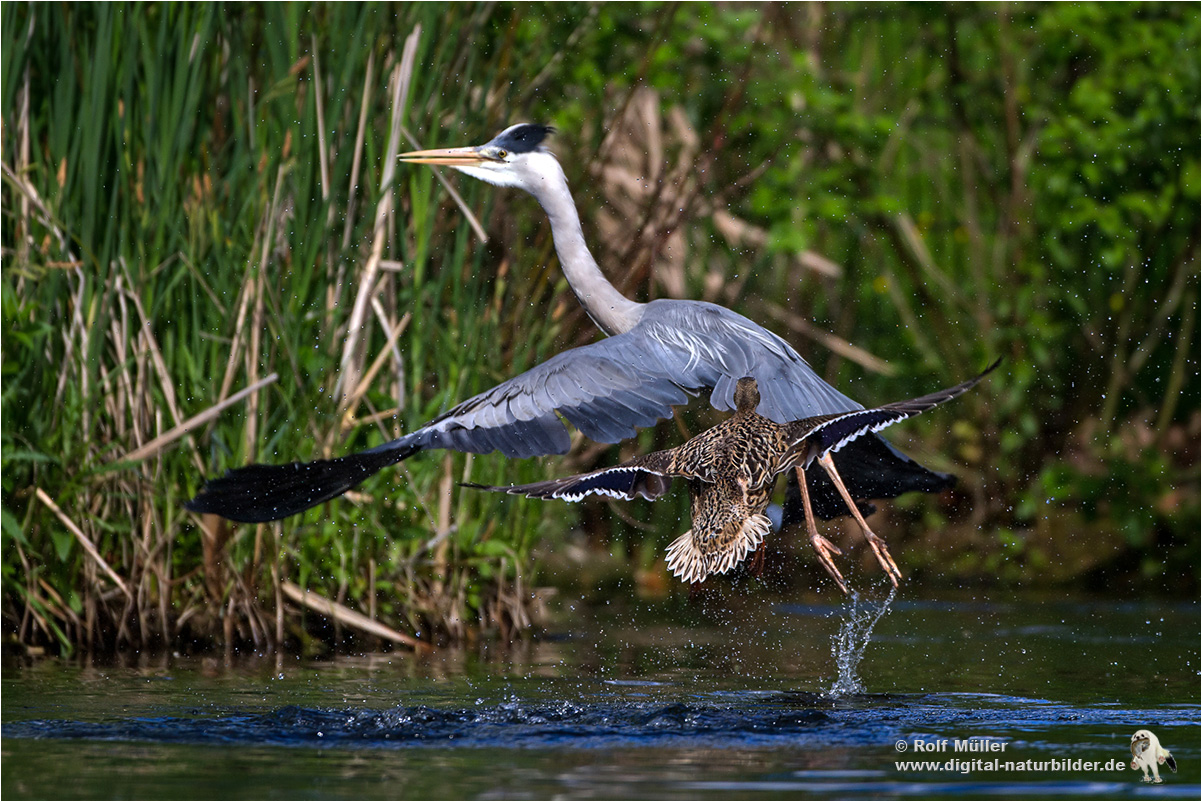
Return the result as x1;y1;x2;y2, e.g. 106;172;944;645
826;585;898;697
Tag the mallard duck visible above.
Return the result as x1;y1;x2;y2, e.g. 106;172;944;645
467;361;999;590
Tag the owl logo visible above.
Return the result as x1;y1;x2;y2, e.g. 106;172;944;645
1130;729;1177;783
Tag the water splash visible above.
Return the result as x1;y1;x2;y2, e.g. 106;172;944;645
826;585;898;697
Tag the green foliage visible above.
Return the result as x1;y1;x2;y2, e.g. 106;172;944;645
1;3;575;651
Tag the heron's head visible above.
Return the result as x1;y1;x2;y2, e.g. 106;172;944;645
398;123;564;195
733;377;760;412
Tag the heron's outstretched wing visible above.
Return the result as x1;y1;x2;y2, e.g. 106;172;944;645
463;449;681;502
187;302;968;523
779;360;1001;469
187;319;695;522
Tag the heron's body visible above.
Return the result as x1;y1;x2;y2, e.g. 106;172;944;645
468;364;997;587
187;123;957;536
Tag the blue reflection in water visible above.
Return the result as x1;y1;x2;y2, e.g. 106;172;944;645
5;693;1196;752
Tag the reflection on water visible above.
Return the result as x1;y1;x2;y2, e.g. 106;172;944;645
4;687;1194;751
827;586;898;697
2;590;1199;800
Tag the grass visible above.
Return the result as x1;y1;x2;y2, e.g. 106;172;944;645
2;4;569;653
3;3;1197;655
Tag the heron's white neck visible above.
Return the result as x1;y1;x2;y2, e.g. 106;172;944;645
522;153;644;335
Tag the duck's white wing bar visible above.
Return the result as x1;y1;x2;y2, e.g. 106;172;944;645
781;360;1001;468
462;451;680;503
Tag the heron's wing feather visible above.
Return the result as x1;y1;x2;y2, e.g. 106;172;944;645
408;299;884;463
185;439;422;523
413;326;696;456
640;300;869;423
183;307;823;522
429;298;908;457
187;292;990;522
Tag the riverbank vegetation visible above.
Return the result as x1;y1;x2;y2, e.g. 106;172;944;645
3;3;1197;655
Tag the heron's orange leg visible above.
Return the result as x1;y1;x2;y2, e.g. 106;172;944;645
795;465;848;595
817;453;902;587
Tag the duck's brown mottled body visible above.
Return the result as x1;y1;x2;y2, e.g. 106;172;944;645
468;363;999;589
655;379;790;582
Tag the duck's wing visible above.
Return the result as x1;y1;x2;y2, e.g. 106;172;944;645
462;449;682;503
779;360;1001;471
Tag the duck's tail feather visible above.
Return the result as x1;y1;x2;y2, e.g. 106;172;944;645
706;513;772;576
665;530;709;584
664;514;772;584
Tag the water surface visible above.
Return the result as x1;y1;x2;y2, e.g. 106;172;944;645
3;589;1198;799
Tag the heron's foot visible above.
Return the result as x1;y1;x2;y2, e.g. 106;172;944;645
864;530;903;587
810;534;848;595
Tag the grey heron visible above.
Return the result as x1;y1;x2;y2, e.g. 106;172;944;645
466;362;998;590
187;123;957;583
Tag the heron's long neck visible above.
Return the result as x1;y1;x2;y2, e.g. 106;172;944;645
530;174;644;335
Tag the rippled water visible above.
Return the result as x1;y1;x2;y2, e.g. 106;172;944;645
3;590;1198;799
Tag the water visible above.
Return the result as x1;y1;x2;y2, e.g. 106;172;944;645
3;589;1198;799
827;586;897;697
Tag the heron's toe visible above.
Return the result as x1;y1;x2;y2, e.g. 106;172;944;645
865;532;903;586
810;535;848;595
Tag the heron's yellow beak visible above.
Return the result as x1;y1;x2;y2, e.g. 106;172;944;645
398;146;489;166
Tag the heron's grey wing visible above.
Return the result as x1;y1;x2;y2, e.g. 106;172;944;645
777;360;1001;468
640;300;868;423
188;311;822;522
378;306;981;461
464;449;680;502
400;328;699;458
404;301;863;456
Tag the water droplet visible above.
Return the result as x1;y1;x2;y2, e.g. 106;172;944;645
826;586;897;698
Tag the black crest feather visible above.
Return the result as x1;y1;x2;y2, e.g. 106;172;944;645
489;123;554;153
